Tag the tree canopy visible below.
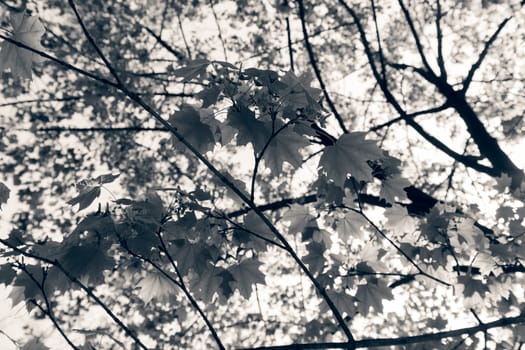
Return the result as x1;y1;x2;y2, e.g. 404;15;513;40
1;0;525;349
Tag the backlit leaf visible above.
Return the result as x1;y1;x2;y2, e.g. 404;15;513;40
169;104;215;154
0;13;45;79
228;258;266;299
262;125;308;175
355;279;393;315
227;103;270;152
319;133;383;186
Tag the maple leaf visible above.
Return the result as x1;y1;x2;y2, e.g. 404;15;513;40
190;265;223;303
0;264;16;285
319;132;383;186
197;85;221;108
228;258;266;299
262;124;308;175
173;58;210;82
59;244;114;285
20;338;50;350
336;210;367;242
303;241;326;276
326;289;355;316
0;182;9;210
380;175;410;204
227;103;270;153
0;13;45;79
169;239;214;276
138;271;177;304
384;204;418;235
355;279;393;315
278;70;322;110
67;173;119;211
282;204;317;234
169;104;215;154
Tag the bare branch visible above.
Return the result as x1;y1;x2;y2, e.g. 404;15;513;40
435;0;446;78
143;26;185;61
369;103;450;132
337;1;498;178
0;239;149;350
286;17;294;72
397;0;436;75
209;0;228;61
296;0;349;134
241;313;525;349
462;16;512;94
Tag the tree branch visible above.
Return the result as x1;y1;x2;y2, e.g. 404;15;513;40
462;16;511;94
209;0;228;61
240;313;525;349
369;103;450;132
0;239;149;350
435;0;446;78
296;0;349;134
397;0;436;75
337;1;498;178
143;26;186;61
286;17;294;72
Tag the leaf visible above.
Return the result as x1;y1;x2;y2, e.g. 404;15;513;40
8;265;45;307
0;264;16;285
0;182;10;210
197;85;221;108
0;13;45;79
59;244;114;285
355;279;393;315
172;59;210;82
228;258;266;299
138;271;177;304
190;265;223;303
326;290;355;316
277;70;322;110
282;204;317;234
169;104;216;154
96;173;120;184
169;239;213;276
384;205;417;235
380;175;410;204
227;103;270;152
303;241;326;276
336;211;367;242
262;124;308;175
319;132;383;186
20;338;50;350
67;174;118;211
67;185;101;211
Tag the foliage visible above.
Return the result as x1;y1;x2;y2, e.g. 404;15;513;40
0;1;525;349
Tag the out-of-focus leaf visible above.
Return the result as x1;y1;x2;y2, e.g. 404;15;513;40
0;182;10;210
138;271;177;304
0;13;45;79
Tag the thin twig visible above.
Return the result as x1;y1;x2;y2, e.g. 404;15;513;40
68;0;124;86
462;16;511;94
296;0;349;134
19;265;79;350
435;0;446;78
286;17;294;72
209;0;228;61
0;240;148;350
397;0;435;75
